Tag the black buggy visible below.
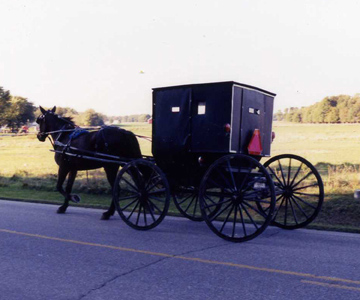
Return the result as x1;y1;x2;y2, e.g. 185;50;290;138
112;81;324;242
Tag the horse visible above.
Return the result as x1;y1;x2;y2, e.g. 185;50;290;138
36;106;142;219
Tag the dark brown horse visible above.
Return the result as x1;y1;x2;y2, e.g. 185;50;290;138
36;106;142;219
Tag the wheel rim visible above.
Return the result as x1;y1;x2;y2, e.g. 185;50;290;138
173;187;203;221
263;154;324;229
199;155;275;242
113;160;170;230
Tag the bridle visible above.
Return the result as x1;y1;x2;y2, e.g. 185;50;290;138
36;111;76;146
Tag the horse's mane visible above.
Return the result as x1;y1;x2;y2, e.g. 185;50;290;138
59;115;76;127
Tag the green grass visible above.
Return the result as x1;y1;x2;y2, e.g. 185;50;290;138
0;186;110;208
1;122;360;232
270;122;360;165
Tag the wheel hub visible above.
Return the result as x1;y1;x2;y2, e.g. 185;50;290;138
232;193;244;205
283;186;293;198
139;191;148;203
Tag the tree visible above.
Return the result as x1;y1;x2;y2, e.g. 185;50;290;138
301;107;313;123
0;86;11;126
325;107;340;123
291;111;302;123
138;114;151;122
82;109;105;126
55;107;79;118
310;98;332;123
4;96;36;130
34;106;79;120
337;96;351;123
274;110;284;121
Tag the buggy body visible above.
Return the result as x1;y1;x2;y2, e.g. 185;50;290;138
152;81;276;187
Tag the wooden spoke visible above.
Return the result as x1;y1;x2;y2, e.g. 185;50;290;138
264;154;324;229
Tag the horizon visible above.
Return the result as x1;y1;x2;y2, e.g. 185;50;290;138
3;85;360;117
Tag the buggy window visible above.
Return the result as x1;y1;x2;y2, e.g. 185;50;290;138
172;107;180;113
198;102;206;115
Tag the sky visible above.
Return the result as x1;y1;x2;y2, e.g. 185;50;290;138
0;0;360;116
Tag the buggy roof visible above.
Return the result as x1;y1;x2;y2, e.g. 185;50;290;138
152;81;276;97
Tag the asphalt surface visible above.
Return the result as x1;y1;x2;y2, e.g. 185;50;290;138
0;199;360;300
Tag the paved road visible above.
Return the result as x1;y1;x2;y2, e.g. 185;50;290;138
0;199;360;300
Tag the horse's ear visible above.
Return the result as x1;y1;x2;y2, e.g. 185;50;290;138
51;106;56;113
40;106;46;114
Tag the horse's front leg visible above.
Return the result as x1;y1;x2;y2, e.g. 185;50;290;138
57;168;78;214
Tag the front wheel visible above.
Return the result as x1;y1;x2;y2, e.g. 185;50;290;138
199;154;275;242
263;154;324;229
113;160;170;230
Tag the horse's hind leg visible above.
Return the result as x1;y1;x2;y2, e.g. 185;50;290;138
57;168;77;214
101;166;119;220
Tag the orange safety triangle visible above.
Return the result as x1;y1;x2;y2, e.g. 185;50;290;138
247;129;263;156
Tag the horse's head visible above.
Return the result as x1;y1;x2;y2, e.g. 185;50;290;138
36;106;57;142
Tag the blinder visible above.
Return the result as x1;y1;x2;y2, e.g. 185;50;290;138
36;112;50;141
36;114;45;124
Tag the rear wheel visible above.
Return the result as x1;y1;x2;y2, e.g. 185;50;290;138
263;154;324;229
173;187;203;221
113;160;170;230
199;154;275;242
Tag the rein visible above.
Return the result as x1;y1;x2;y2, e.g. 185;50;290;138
42;127;152;142
1;127;152;142
134;135;152;142
44;129;80;135
24;110;154;143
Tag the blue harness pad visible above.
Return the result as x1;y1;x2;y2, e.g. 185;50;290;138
69;129;88;139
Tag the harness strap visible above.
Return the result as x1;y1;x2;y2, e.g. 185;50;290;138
47;136;55;148
100;128;109;149
135;134;152;142
69;128;88;140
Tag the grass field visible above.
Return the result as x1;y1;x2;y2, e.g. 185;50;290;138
1;122;360;231
271;122;360;165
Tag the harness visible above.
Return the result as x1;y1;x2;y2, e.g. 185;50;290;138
38;111;151;160
51;129;89;159
69;128;89;140
95;127;109;152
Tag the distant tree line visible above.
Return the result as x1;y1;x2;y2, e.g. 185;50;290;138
275;94;360;123
35;107;151;126
35;107;107;127
111;114;151;123
1;85;151;131
0;86;36;131
49;108;151;125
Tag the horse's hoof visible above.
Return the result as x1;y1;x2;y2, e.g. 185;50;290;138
57;207;67;214
70;194;81;203
101;212;111;220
